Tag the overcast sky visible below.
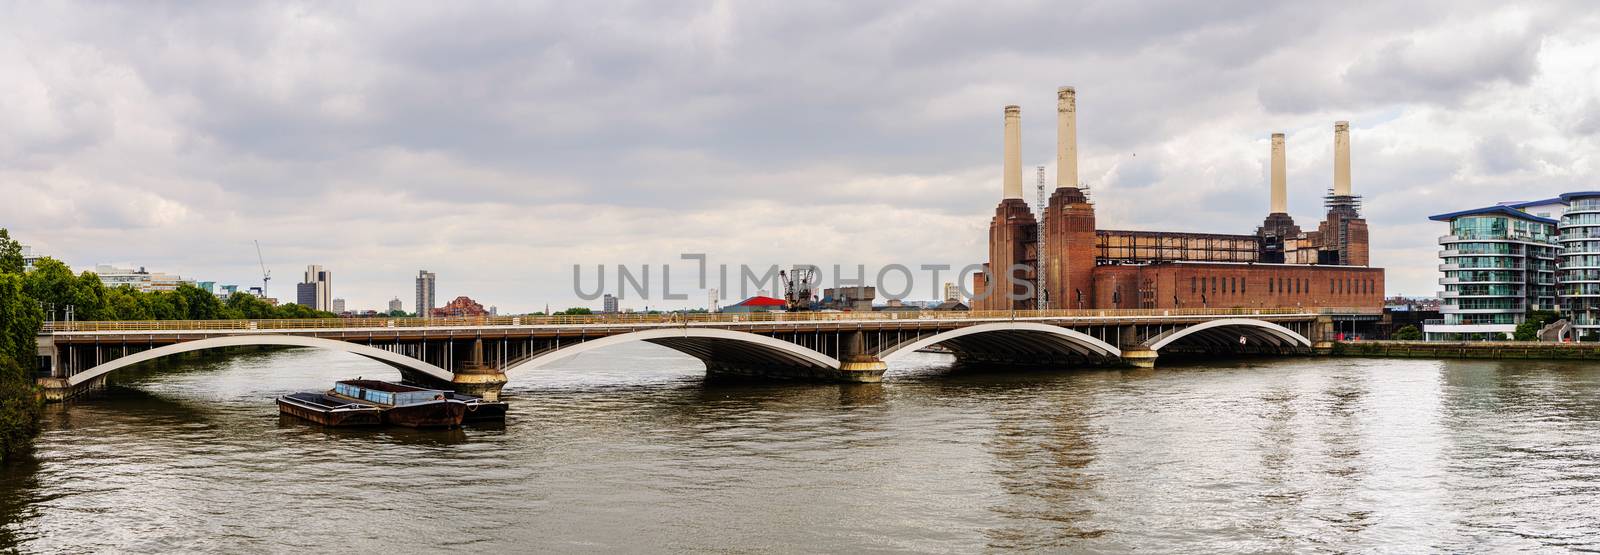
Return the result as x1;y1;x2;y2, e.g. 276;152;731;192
5;2;1599;312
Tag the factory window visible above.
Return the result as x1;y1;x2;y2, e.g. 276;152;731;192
1241;278;1246;294
1268;277;1274;293
1191;276;1197;294
1211;277;1217;293
1330;279;1335;293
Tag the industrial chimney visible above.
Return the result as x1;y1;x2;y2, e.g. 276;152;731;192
1003;105;1023;199
1270;133;1287;214
1333;121;1351;196
1057;87;1077;189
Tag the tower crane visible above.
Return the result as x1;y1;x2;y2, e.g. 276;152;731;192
254;240;271;297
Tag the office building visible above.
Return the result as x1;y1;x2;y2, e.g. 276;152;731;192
92;264;194;293
603;293;618;314
332;298;346;314
416;270;437;318
299;265;332;312
388;297;403;314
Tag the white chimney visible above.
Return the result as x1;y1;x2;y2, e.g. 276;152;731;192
1057;87;1077;190
1003;105;1023;199
1271;133;1287;213
1333;121;1351;196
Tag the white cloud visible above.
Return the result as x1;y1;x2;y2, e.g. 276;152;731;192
3;1;1600;310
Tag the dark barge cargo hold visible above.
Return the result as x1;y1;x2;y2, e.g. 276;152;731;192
275;392;383;427
444;392;509;423
327;380;468;428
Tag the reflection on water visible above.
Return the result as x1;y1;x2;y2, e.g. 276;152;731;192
4;345;1600;552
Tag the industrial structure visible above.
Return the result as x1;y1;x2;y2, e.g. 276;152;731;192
971;86;1384;318
1426;192;1600;341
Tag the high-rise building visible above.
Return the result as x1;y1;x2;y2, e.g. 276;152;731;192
388;297;403;314
943;282;961;301
296;282;317;308
332;298;346;313
603;293;618;313
416;270;437;318
299;265;332;312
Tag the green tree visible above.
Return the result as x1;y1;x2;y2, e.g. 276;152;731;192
175;283;223;320
0;357;42;464
22;257;77;321
0;274;43;364
1391;324;1423;341
557;307;593;315
0;229;22;274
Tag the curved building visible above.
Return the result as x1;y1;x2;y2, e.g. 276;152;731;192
1558;192;1600;338
1427;201;1561;340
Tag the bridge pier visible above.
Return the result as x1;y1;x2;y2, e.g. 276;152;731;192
37;375;106;402
447;339;509;401
1120;347;1158;369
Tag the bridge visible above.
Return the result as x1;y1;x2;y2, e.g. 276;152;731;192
34;308;1359;401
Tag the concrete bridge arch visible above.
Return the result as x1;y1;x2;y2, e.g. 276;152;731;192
504;327;843;375
1142;318;1311;352
58;334;456;388
878;321;1122;363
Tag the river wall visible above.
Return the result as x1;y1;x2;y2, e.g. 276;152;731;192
1332;340;1600;360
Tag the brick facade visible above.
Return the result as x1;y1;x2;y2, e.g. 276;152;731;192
1090;263;1384;310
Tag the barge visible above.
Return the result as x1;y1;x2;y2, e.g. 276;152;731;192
275;392;383;427
327;380;469;428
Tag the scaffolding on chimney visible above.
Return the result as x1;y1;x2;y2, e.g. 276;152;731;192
1035;166;1048;307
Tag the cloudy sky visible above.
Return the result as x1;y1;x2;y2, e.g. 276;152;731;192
4;2;1599;312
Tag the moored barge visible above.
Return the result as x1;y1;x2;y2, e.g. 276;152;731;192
275;392;383;427
327;380;468;428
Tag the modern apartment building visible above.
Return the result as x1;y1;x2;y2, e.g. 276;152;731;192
1425;193;1600;341
415;270;437;318
1558;192;1600;337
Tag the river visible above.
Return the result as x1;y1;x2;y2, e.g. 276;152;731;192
3;345;1599;553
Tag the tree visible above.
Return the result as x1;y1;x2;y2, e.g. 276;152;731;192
22;257;77;320
1391;325;1423;341
557;307;593;315
0;357;42;464
0;229;23;275
0;274;43;364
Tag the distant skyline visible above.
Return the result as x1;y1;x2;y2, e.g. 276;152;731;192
5;2;1600;311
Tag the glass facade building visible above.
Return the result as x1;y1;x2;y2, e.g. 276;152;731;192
1558;192;1600;336
1428;203;1560;340
1427;193;1600;341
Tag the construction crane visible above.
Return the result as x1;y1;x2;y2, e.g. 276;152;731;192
254;240;271;298
778;265;818;311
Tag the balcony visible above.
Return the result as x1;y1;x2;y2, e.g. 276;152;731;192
1438;235;1459;245
1438;263;1458;271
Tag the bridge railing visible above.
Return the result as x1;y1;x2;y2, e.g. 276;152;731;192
39;306;1381;333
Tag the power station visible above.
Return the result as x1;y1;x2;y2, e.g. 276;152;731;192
971;86;1385;312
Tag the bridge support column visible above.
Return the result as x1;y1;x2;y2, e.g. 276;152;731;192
36;375;105;403
1120;347;1158;369
1312;316;1335;355
836;354;887;383
449;339;509;401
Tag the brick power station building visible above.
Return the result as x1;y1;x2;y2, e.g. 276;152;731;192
971;87;1384;312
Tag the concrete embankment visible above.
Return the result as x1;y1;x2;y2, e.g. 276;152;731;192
1332;341;1600;360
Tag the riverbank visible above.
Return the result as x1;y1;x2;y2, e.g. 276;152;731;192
1331;340;1600;360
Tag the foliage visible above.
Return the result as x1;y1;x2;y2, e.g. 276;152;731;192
1513;310;1562;341
556;307;593;315
0;229;23;275
0;229;41;465
0;358;41;465
1390;325;1423;341
387;309;408;317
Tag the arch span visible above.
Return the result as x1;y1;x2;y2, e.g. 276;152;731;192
64;335;455;387
879;322;1122;362
1143;318;1311;352
505;328;842;373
